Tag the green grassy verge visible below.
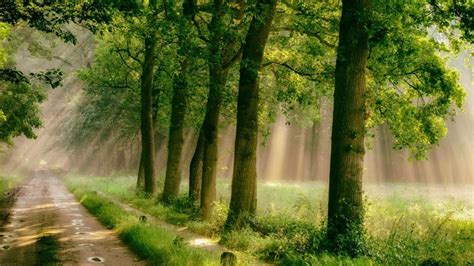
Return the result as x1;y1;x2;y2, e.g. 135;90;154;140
0;174;24;226
65;175;474;265
65;183;221;266
0;175;23;194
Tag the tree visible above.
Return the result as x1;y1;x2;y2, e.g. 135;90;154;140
326;0;371;256
197;0;248;219
162;0;197;203
102;0;169;195
0;22;61;144
326;0;469;255
0;0;123;146
140;30;158;195
225;0;278;230
0;81;46;144
64;2;180;188
0;0;111;84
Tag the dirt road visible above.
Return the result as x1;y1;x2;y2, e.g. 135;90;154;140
0;172;144;265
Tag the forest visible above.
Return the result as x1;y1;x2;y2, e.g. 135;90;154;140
0;0;473;265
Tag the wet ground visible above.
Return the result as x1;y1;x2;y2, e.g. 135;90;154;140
0;172;144;265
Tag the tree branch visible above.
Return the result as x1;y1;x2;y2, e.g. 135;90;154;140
262;61;317;78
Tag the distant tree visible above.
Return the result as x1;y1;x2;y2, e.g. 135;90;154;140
66;2;208;184
225;0;278;230
66;1;177;194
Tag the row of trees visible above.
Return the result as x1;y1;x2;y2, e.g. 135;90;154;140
2;0;472;255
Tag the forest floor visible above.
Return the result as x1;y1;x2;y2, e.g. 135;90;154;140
0;172;144;265
64;174;474;265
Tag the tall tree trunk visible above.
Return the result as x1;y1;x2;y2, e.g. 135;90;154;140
326;0;371;256
162;0;196;202
140;36;158;195
162;58;189;202
225;0;277;230
198;0;229;219
189;128;204;201
200;67;228;220
191;0;245;218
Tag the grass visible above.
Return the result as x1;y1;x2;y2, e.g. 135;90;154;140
0;174;24;226
66;183;221;266
64;174;474;265
0;174;23;195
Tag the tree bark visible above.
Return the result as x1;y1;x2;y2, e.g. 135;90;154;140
140;36;158;195
225;0;277;230
162;57;189;202
189;127;204;201
326;0;371;256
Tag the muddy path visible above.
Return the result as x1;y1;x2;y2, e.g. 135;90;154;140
0;172;145;265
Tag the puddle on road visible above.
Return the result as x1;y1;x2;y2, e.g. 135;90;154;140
78;243;94;247
75;227;91;231
0;233;15;243
87;257;105;263
72;219;84;226
0;244;11;250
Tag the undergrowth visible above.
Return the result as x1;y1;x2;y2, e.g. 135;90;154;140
65;175;474;265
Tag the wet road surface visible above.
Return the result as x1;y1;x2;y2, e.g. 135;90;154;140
0;173;144;265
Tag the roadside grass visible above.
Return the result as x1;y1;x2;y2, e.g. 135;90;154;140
0;175;24;226
66;184;221;266
65;175;474;265
0;175;23;195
